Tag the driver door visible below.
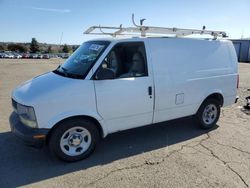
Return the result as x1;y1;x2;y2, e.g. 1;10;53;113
93;42;154;133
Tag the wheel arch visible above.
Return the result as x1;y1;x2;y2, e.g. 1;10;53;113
46;115;106;145
196;92;224;114
205;93;224;106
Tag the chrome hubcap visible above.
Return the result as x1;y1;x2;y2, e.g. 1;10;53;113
68;134;82;147
60;127;91;156
202;104;217;125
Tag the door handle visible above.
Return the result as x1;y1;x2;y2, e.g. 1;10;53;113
148;86;152;97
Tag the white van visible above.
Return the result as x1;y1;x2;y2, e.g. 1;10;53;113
9;26;238;162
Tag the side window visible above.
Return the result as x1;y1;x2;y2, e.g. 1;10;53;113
100;42;148;79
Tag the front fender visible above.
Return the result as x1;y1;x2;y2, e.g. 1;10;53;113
42;110;108;137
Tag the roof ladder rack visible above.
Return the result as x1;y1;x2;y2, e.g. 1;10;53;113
84;14;227;39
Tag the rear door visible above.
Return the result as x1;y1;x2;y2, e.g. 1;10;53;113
93;41;154;133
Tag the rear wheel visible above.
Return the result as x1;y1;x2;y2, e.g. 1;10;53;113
49;118;99;162
195;99;220;129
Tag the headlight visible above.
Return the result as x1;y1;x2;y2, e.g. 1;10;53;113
16;103;37;128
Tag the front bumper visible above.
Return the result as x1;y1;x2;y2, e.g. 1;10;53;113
9;112;49;148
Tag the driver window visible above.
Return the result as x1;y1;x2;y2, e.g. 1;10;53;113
101;42;148;79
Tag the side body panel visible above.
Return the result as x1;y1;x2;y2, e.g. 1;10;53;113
148;38;238;124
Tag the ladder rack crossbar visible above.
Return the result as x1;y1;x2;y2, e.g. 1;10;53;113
84;25;227;38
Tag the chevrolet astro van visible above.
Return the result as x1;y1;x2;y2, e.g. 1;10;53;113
9;32;238;161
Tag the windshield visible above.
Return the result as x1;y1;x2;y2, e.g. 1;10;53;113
54;41;110;79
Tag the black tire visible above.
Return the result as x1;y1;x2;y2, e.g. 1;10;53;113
195;98;221;129
49;118;100;162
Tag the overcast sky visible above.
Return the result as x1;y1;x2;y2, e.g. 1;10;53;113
0;0;249;44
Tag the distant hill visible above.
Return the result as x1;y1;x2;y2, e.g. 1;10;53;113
0;42;79;53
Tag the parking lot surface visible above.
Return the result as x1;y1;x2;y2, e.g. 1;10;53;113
0;59;250;188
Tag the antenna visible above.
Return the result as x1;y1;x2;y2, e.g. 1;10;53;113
132;14;148;37
132;13;139;27
59;32;63;45
241;30;244;39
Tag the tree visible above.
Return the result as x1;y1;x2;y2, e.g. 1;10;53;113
0;44;5;51
7;43;28;52
47;45;52;53
62;44;70;53
30;38;40;53
72;45;79;52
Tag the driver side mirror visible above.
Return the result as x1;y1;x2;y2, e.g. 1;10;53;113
95;68;115;80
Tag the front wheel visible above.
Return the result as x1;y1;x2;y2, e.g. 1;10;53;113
49;118;99;162
195;99;221;129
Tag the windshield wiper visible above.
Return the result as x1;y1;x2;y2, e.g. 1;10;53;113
61;67;68;74
58;66;69;77
63;67;83;78
54;65;83;79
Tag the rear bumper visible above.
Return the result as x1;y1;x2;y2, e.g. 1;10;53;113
9;112;49;148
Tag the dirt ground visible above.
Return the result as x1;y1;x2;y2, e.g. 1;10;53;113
0;59;250;188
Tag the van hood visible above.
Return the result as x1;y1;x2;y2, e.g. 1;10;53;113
12;72;78;106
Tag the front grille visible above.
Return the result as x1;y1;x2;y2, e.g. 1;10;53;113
12;98;17;111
